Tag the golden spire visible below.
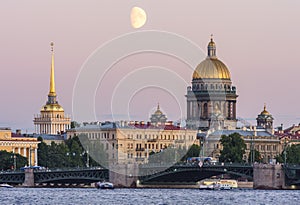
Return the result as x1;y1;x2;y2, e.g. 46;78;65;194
49;42;56;97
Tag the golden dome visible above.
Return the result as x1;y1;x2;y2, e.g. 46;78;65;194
193;58;231;79
192;36;231;80
41;104;64;112
154;103;163;115
260;104;270;115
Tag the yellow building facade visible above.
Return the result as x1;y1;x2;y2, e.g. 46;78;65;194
0;128;39;167
33;43;71;134
67;121;198;165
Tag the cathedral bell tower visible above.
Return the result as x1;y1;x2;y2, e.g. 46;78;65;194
256;104;274;130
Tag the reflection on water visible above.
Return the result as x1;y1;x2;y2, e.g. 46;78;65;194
1;188;300;205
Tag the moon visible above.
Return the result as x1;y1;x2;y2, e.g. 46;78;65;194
131;7;147;29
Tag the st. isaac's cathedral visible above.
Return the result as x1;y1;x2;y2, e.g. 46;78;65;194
186;37;281;162
186;37;238;131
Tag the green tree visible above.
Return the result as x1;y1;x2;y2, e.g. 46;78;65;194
275;154;284;163
70;121;80;129
147;145;187;165
248;149;262;163
284;144;300;164
181;144;200;161
0;150;27;170
46;141;69;168
275;144;300;164
219;133;246;163
37;137;49;167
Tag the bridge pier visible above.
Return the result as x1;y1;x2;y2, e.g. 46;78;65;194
109;163;138;187
253;163;284;189
22;168;35;187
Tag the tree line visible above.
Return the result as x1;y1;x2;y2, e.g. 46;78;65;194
37;135;101;169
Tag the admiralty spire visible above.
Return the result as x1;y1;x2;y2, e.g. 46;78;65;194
33;43;71;135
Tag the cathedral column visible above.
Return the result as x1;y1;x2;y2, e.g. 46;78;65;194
187;101;190;119
233;102;237;119
18;147;21;154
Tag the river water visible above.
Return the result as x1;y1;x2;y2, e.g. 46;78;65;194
1;188;300;205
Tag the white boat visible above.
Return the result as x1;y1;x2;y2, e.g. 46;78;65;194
199;184;215;190
96;182;114;189
0;183;14;188
199;179;237;190
218;183;232;190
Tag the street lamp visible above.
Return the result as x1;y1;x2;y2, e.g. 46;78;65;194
82;147;90;168
283;138;289;165
66;152;76;167
11;154;17;171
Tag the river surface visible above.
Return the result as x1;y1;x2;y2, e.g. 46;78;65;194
1;188;300;205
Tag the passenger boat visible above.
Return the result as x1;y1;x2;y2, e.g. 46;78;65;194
199;179;238;190
0;183;14;188
218;183;232;190
96;181;114;189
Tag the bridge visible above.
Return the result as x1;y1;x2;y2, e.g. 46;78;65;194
139;163;253;185
0;168;109;186
0;171;25;185
283;164;300;186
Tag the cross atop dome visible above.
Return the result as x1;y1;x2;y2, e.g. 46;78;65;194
208;34;216;58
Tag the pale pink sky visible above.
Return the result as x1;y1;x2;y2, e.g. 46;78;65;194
0;1;300;132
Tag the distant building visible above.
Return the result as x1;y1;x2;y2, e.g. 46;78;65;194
150;104;167;125
0;128;39;166
275;123;300;150
256;104;274;130
200;106;280;163
33;43;71;135
33;134;66;145
202;128;280;163
67;107;198;164
186;37;238;131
